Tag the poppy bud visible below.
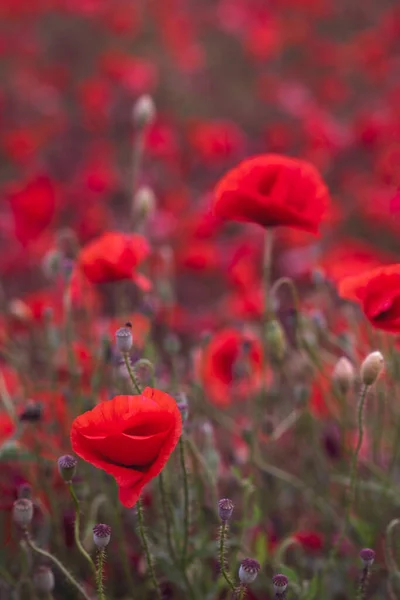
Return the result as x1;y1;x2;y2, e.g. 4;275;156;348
238;558;260;584
359;548;375;567
33;566;55;593
134;186;156;220
132;95;156;128
332;357;355;394
265;320;286;362
58;455;77;483
218;498;234;522
115;323;133;355
272;573;289;594
13;498;34;528
360;351;384;386
93;523;111;549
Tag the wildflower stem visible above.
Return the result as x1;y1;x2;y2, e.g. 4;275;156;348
96;550;106;600
357;565;370;600
179;434;190;568
67;483;97;578
219;522;236;591
237;583;247;599
137;496;161;599
385;519;400;576
158;471;177;560
123;354;142;394
24;532;91;600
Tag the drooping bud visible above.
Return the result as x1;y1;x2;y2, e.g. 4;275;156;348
133;186;156;220
93;523;112;549
218;498;234;522
13;498;34;528
58;455;77;483
132;95;156;129
360;351;384;386
359;548;375;567
115;322;133;355
33;566;55;593
265;319;286;362
332;357;355;394
238;558;261;584
272;573;289;594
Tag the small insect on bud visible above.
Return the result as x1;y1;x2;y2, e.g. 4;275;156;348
33;566;55;593
264;319;286;362
272;573;289;595
359;548;375;567
333;357;355;395
93;523;111;549
115;322;133;355
238;558;261;584
360;351;384;386
13;498;34;528
218;498;234;522
134;186;156;220
132;94;156;129
58;455;77;482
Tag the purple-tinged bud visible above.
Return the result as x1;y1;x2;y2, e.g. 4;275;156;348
272;573;289;594
93;523;111;549
13;498;34;528
58;455;77;482
359;548;375;567
238;558;260;584
218;498;234;522
132;95;156;128
115;322;133;355
33;566;55;593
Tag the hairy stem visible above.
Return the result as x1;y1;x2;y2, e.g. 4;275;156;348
96;549;106;600
219;522;236;591
67;483;97;578
179;435;190;568
137;497;161;599
123;354;142;394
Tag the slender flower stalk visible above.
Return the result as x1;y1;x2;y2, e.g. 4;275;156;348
158;471;177;560
96;550;106;600
218;521;236;591
24;532;91;600
137;497;161;599
179;434;190;567
123;354;142;394
67;483;97;578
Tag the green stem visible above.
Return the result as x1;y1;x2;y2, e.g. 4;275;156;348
67;483;97;578
385;519;400;575
158;471;177;560
24;533;91;600
179;435;190;567
237;583;247;600
132;358;156;387
219;522;236;591
130;128;145;228
123;354;142;394
137;497;161;599
96;550;106;600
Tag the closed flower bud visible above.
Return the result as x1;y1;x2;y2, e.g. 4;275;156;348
333;357;355;394
115;322;133;355
134;186;156;220
272;573;289;594
265;319;286;362
13;498;34;528
238;558;260;584
33;566;55;593
359;548;375;567
58;455;77;482
93;523;111;549
360;351;384;386
218;498;234;522
132;95;156;128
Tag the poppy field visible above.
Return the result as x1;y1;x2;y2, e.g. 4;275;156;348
2;0;400;599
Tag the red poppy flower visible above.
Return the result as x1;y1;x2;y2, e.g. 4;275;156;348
70;388;182;507
212;154;330;234
339;264;400;333
293;530;324;552
77;232;150;289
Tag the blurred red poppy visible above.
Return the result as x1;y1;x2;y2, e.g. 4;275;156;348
339;264;400;333
77;231;150;289
212;154;330;234
70;388;182;507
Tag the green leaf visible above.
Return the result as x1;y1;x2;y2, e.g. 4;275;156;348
254;531;269;566
350;515;375;547
279;565;299;585
304;575;319;600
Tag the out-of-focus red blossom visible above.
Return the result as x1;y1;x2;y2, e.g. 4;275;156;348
7;175;57;246
339;264;400;333
100;52;158;94
145;119;181;162
70;388;182;507
212;154;330;234
197;328;269;407
309;371;339;420
187;120;246;164
293;530;324;552
175;241;220;272
77;232;150;289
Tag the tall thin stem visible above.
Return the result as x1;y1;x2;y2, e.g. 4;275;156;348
159;471;177;560
179;435;190;568
96;550;106;600
219;521;236;591
67;483;97;578
123;354;142;394
137;497;161;599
